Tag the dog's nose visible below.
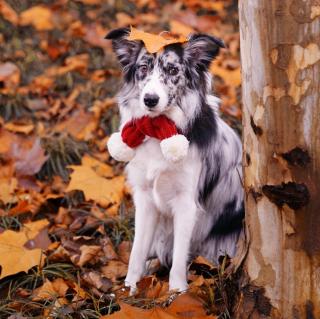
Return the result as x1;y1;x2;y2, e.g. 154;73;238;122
144;94;159;108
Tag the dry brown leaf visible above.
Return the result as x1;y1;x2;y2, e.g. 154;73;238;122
210;63;241;87
101;238;118;261
127;27;187;54
32;278;69;301
47;54;89;77
103;293;217;318
82;155;113;178
167;293;217;318
77;245;102;267
66;165;125;209
0;128;19;154
0;62;20;90
117;241;131;264
8;200;32;216
100;260;127;281
82;271;112;292
170;20;194;37
4;122;34;135
10;138;48;177
193;256;215;269
20;6;54;31
54;109;97;141
0;1;18;25
174;10;220;33
0;177;18;204
0;219;48;279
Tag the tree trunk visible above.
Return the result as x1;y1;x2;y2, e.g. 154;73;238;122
239;1;320;318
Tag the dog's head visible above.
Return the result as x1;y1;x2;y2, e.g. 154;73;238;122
106;28;224;115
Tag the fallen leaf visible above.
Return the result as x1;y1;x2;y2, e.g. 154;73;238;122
82;155;113;178
66;165;125;209
4;122;35;135
117;241;131;264
32;278;69;301
77;245;102;267
0;128;18;154
20;6;54;31
0;220;48;279
127;27;187;54
8;200;32;216
0;62;20;90
0;177;18;204
210;63;241;87
170;20;194;37
54;109;97;141
82;271;112;293
167;293;217;318
0;1;18;25
101;260;127;281
193;256;215;269
10;138;48;177
103;293;217;318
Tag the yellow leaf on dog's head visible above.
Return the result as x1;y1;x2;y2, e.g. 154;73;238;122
127;27;187;53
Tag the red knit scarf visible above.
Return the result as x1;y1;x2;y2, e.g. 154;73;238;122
121;115;179;148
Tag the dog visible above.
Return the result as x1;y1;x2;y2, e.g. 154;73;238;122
105;28;244;292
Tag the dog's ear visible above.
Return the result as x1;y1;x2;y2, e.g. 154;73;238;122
105;27;142;71
184;34;225;69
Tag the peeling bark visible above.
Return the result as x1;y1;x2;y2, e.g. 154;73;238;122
239;0;320;318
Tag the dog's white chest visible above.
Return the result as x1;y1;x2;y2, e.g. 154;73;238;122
126;139;201;214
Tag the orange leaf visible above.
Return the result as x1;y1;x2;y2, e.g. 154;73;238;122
20;6;54;31
4;122;34;135
103;293;217;318
127;27;187;54
210;63;241;87
0;1;18;25
101;260;128;281
0;177;17;204
32;278;69;301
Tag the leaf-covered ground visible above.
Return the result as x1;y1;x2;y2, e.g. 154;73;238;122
0;0;242;318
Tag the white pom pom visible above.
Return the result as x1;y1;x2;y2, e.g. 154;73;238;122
107;132;135;162
160;134;189;162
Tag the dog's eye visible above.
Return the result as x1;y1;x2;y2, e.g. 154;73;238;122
139;65;148;75
168;66;179;76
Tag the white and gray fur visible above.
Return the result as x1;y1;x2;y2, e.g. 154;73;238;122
105;28;244;292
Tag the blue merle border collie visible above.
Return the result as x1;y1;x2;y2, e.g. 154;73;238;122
105;28;244;292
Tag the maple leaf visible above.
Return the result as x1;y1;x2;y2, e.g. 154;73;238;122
66;164;125;209
102;293;217;319
127;27;187;54
0;220;48;279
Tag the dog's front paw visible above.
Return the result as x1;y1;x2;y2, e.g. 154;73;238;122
160;134;189;162
169;275;189;292
107;132;135;162
124;280;137;296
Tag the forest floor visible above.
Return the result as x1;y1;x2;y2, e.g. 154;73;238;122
0;0;242;318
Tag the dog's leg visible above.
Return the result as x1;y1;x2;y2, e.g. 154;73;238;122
125;189;158;292
169;195;197;291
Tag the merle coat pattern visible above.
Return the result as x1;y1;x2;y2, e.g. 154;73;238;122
106;28;244;292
